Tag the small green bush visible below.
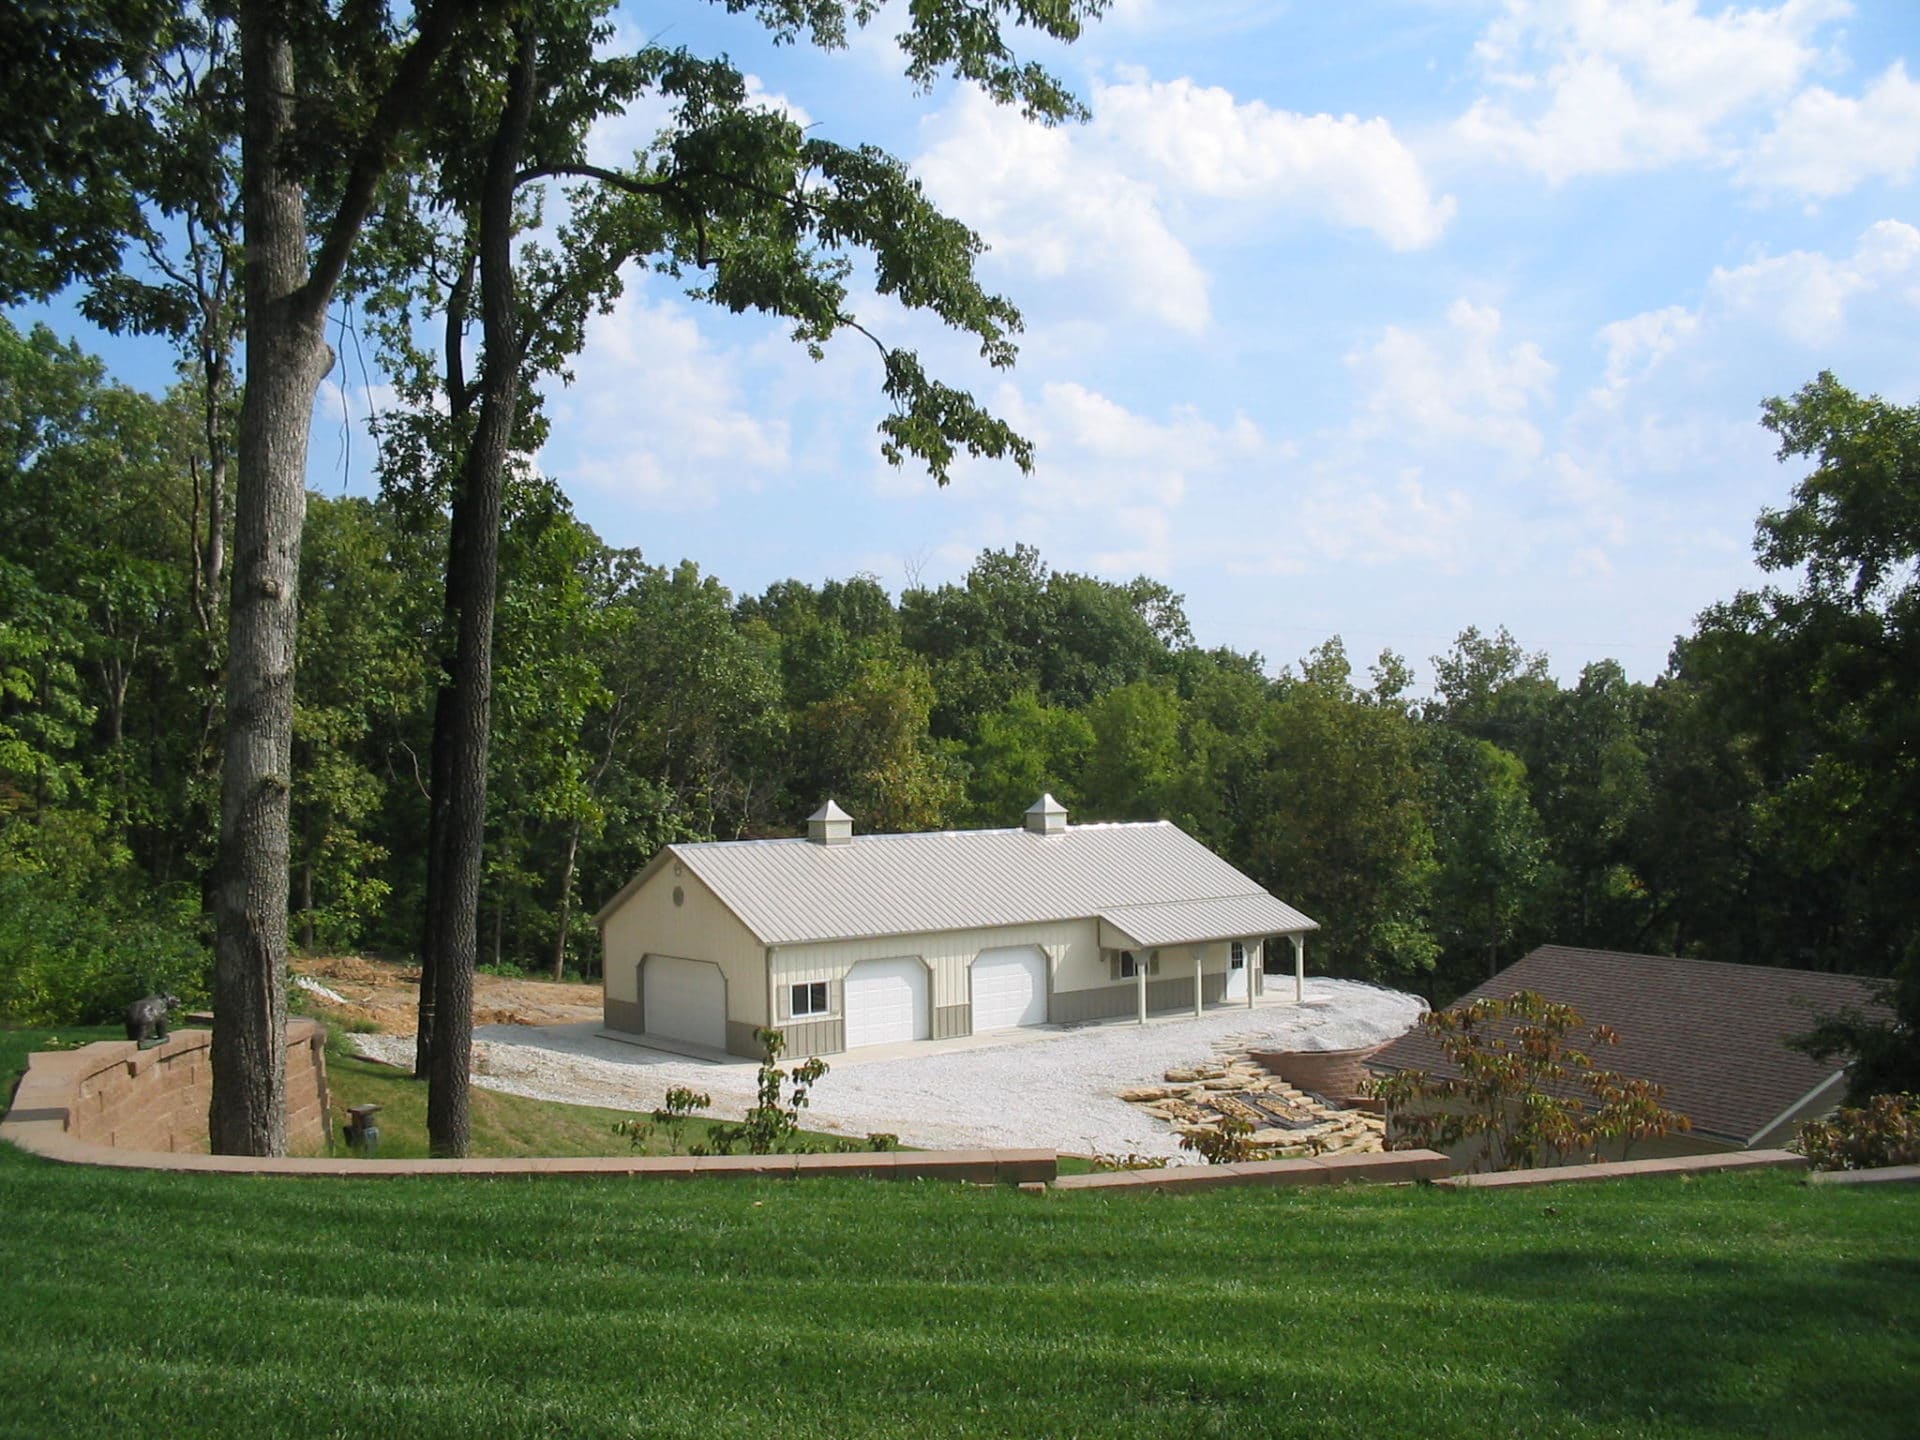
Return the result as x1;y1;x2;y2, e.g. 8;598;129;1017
0;870;209;1026
1797;1093;1920;1171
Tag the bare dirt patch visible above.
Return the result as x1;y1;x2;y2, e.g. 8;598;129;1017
291;955;602;1033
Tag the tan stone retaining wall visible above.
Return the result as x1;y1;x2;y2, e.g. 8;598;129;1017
1435;1148;1808;1188
1049;1150;1450;1192
1246;1044;1385;1105
4;1020;330;1156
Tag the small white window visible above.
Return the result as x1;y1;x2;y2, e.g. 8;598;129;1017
790;981;830;1018
1230;941;1246;969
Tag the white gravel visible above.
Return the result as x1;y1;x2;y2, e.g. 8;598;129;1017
352;977;1425;1160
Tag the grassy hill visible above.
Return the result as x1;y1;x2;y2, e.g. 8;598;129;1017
4;1028;1917;1439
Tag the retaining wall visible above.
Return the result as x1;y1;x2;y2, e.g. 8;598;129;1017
1247;1044;1385;1105
4;1020;330;1156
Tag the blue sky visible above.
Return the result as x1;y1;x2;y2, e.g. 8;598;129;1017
30;0;1920;687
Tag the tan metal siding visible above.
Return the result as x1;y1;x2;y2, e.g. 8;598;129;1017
771;919;1097;1023
932;1003;970;1040
599;865;768;1027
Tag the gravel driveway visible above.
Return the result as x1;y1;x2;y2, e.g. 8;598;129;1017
353;977;1425;1160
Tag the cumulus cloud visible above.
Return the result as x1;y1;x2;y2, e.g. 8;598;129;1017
1347;299;1558;462
915;88;1212;333
1094;76;1455;251
1740;61;1920;197
1455;0;1847;182
1707;218;1920;345
544;282;790;510
901;379;1267;577
915;75;1452;334
1589;304;1700;407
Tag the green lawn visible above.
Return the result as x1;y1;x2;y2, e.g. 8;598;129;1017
5;1027;1918;1439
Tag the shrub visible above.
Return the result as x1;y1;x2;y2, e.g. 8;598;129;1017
1367;990;1691;1172
1180;1116;1259;1165
0;870;208;1026
1797;1093;1920;1171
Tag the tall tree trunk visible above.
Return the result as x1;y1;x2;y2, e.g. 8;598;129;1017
414;248;475;1081
211;0;474;1153
424;23;537;1158
550;820;581;980
211;2;325;1156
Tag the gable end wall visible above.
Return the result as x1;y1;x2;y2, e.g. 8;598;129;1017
600;865;768;1032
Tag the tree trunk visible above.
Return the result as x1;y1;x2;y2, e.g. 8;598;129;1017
211;1;328;1156
423;23;537;1158
550;820;581;980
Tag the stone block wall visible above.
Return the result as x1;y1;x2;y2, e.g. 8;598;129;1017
1247;1044;1386;1105
21;1019;329;1155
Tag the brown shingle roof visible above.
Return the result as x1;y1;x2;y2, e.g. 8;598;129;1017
1368;945;1889;1145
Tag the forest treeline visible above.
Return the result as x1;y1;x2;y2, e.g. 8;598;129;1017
4;315;1917;1023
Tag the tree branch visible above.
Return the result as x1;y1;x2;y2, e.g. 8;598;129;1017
302;0;492;314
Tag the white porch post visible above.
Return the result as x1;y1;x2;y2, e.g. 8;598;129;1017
1291;933;1306;1003
1245;939;1256;1011
1192;947;1203;1017
1136;956;1147;1024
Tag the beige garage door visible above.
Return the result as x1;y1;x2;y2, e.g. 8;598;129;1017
643;955;727;1050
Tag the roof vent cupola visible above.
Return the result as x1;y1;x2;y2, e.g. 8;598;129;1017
1024;793;1068;837
807;800;854;846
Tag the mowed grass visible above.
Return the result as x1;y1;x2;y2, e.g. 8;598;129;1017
320;1036;883;1159
4;1029;1918;1439
322;1043;659;1159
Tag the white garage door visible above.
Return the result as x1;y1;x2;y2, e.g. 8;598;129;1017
844;957;930;1049
643;956;727;1050
971;946;1048;1032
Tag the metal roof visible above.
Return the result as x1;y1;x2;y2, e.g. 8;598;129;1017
598;820;1319;947
1099;894;1317;950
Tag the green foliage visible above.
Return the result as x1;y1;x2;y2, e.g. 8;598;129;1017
1795;1092;1920;1171
1370;990;1692;1171
0;869;207;1025
1794;951;1920;1104
1178;1115;1258;1166
615;1084;713;1153
1238;644;1438;979
706;1026;834;1156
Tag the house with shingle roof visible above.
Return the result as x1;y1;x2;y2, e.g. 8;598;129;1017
593;795;1319;1058
1367;944;1887;1160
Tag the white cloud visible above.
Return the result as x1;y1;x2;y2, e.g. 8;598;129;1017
915;88;1212;333
1590;304;1699;407
1456;0;1847;182
1094;76;1455;250
1740;61;1920;197
904;379;1268;577
914;75;1452;335
1347;298;1558;462
545;281;789;509
1707;218;1920;345
1294;472;1476;570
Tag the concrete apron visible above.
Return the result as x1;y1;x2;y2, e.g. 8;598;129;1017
585;991;1321;1072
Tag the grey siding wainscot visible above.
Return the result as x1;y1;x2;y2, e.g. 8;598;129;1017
604;996;644;1035
728;1020;775;1059
777;1017;844;1057
1050;984;1138;1024
934;1003;971;1040
1147;976;1198;1011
